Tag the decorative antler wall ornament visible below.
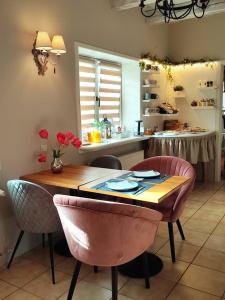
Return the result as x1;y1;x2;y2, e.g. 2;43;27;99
31;31;66;76
32;32;49;76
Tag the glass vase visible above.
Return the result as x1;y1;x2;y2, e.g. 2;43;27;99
51;157;63;173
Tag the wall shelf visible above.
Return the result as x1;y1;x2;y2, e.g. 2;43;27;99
143;113;179;117
190;106;216;110
198;86;218;91
142;85;159;88
142;99;155;102
141;70;160;75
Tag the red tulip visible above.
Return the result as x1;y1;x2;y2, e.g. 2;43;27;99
71;137;82;149
39;129;48;139
38;153;47;163
57;132;66;145
65;131;74;140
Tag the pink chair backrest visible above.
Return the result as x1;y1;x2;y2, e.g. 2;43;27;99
130;156;196;219
54;195;162;267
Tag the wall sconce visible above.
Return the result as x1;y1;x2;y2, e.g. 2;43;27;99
32;31;66;76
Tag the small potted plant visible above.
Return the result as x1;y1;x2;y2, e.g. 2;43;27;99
173;85;185;98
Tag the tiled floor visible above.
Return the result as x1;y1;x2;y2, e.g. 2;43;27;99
1;182;225;299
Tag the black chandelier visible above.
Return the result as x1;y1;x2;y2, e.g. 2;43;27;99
139;0;210;23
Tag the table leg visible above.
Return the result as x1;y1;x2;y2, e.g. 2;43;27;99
54;189;77;257
118;252;163;278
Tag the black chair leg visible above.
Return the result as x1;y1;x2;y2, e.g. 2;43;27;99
94;266;98;273
143;252;150;289
7;230;24;269
42;233;45;248
48;233;55;284
168;222;176;263
176;219;185;240
111;266;118;300
67;260;82;300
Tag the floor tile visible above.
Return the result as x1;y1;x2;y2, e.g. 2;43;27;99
4;290;42;300
157;255;189;282
119;277;175;300
22;245;65;267
174;229;210;247
58;280;112;300
182;208;197;218
191;209;223;222
184;218;218;234
23;270;70;300
0;258;46;287
212;223;225;237
207;190;225;205
158;241;200;263
0;280;17;299
185;201;203;210
84;267;129;290
194;247;225;273
150;236;168;253
179;264;225;296
56;257;92;280
204;234;225;252
167;284;220;300
200;203;225;217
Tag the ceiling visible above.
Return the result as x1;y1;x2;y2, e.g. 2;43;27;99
110;0;225;24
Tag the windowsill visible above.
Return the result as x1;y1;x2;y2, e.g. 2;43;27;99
79;136;150;152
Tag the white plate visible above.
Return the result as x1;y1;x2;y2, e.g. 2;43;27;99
106;180;138;191
132;170;160;178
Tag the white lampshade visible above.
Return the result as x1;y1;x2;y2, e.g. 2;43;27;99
50;35;66;55
35;31;52;51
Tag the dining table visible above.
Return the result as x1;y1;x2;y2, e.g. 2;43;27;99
20;164;191;279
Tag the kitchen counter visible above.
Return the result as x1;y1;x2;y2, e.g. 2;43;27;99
79;135;150;152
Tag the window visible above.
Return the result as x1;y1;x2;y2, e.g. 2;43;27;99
79;56;121;131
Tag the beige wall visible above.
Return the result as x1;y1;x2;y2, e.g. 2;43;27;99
168;12;225;60
0;0;168;265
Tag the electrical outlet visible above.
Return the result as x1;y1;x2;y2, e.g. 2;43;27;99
40;144;48;152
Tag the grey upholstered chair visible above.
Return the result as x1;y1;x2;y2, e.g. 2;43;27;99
7;180;61;284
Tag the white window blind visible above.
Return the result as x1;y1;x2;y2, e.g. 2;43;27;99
79;56;121;130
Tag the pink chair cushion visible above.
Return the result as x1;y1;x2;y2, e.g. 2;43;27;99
54;195;162;267
130;156;196;222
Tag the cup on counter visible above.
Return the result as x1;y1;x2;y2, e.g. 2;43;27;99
144;92;151;100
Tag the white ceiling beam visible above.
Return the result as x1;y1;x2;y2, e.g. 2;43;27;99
109;0;139;10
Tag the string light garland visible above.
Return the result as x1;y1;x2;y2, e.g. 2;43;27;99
140;53;217;82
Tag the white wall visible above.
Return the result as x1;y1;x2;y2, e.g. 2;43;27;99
0;0;169;266
168;12;225;60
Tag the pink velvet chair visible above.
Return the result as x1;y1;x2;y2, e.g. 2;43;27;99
53;195;162;300
130;156;196;263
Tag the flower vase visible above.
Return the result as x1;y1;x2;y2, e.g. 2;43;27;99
51;157;63;173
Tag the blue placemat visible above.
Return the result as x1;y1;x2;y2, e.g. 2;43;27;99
118;172;171;183
93;180;154;196
92;172;171;196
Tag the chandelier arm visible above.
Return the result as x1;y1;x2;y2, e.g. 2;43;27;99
140;1;157;17
196;0;210;8
193;4;206;17
171;6;192;19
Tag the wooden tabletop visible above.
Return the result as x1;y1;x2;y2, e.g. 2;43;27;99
79;173;191;204
20;165;122;190
20;165;191;204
